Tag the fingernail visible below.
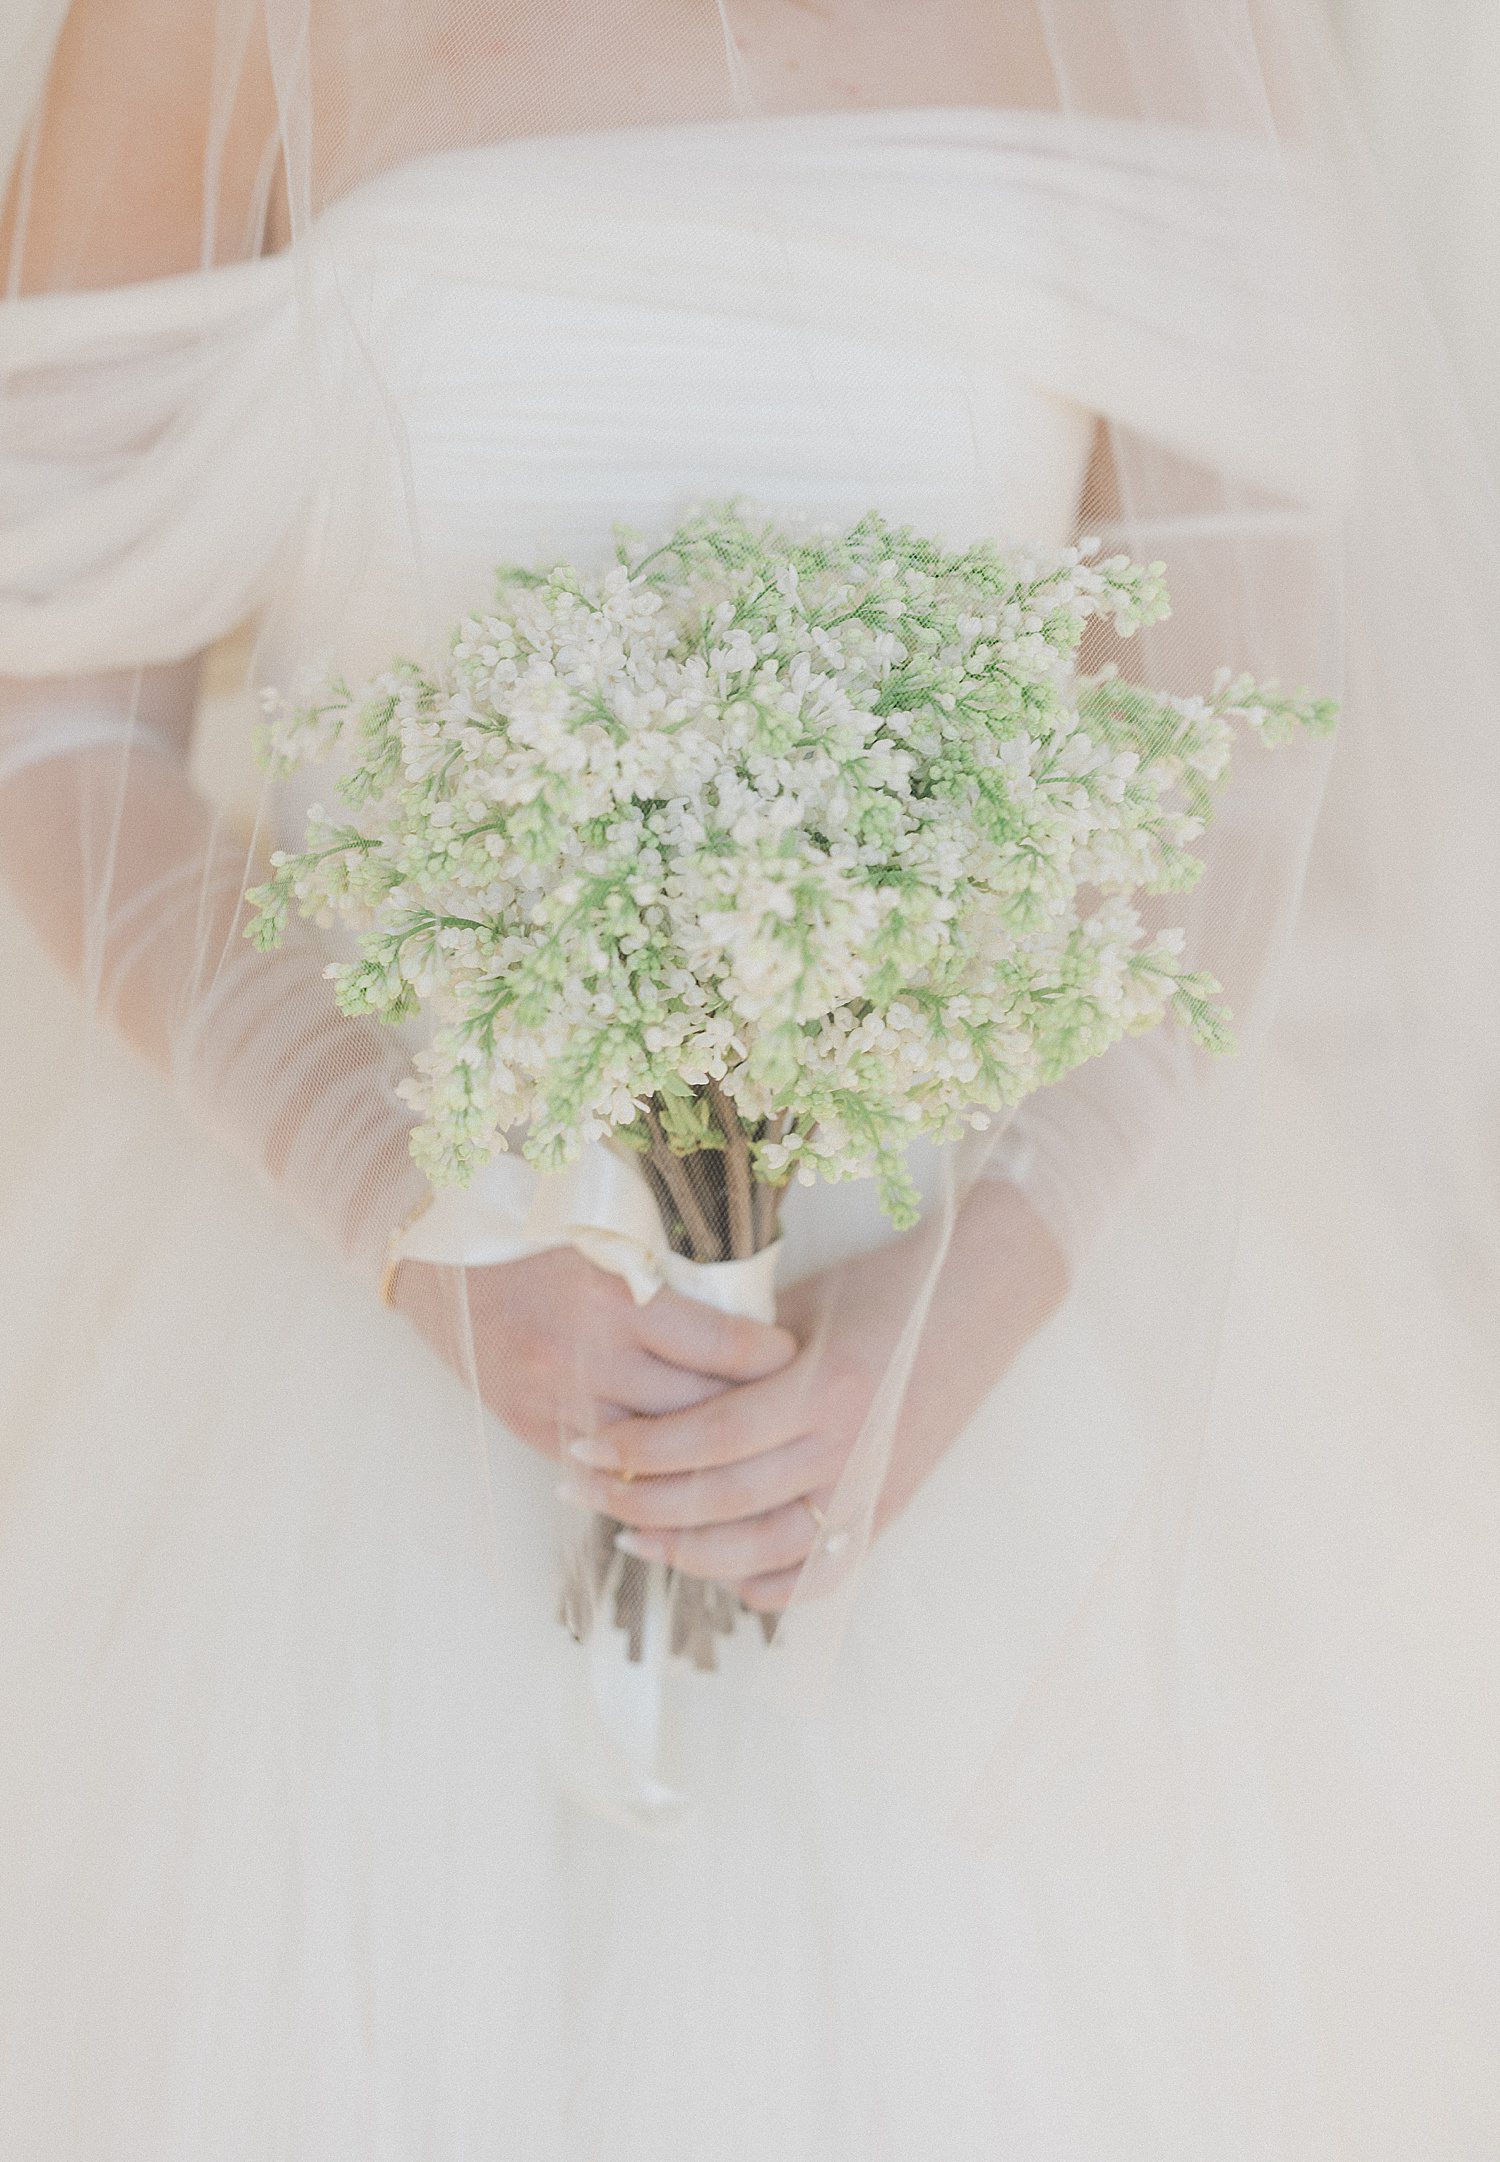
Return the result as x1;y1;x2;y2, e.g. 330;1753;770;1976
568;1439;621;1472
555;1481;592;1510
613;1531;661;1561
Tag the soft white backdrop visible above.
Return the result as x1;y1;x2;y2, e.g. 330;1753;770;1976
0;5;1492;1208
1331;0;1500;463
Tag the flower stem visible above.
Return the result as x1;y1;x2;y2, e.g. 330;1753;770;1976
709;1083;756;1262
642;1100;723;1263
753;1112;791;1251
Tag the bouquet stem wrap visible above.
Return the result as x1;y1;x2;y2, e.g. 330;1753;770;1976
581;1095;788;1669
393;1119;783;1825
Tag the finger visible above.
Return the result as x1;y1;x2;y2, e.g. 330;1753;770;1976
520;1397;626;1463
735;1566;805;1615
601;1352;729;1418
613;1497;820;1584
564;1430;843;1534
633;1286;797;1384
567;1356;816;1478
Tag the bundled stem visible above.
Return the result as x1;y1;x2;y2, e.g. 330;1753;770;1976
630;1087;790;1265
753;1111;791;1251
640;1100;723;1261
708;1082;755;1262
596;1086;791;1664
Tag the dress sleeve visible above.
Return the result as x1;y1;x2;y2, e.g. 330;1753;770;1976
0;168;424;1284
972;119;1346;1263
0;259;307;675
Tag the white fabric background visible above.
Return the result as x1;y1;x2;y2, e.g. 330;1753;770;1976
1330;0;1500;462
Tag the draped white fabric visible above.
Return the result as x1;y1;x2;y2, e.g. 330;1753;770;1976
1331;0;1500;462
1;112;1334;677
0;260;304;671
0;6;1497;2157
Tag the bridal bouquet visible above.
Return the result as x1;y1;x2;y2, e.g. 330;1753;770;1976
249;505;1333;1666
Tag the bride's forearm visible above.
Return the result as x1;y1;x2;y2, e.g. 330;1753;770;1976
1;665;221;1067
0;670;427;1278
777;1176;1070;1536
875;1178;1069;1525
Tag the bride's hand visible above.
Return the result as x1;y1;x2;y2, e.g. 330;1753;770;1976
559;1181;1070;1612
391;1246;797;1460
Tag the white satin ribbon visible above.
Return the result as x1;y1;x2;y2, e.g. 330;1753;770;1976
393;1138;781;1320
395;1138;781;1833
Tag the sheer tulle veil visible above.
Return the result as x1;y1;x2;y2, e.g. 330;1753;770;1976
1;0;1497;2129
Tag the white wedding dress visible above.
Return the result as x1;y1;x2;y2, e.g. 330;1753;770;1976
1;111;1497;2162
